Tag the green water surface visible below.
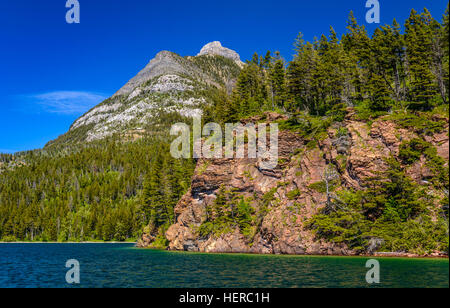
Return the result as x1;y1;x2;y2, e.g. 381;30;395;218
0;243;447;288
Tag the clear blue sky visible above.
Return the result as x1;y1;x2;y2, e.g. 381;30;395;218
0;0;448;153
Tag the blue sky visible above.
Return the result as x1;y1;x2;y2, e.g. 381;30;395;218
0;0;448;153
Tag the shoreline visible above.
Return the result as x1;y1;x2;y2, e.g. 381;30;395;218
139;247;450;260
2;242;448;260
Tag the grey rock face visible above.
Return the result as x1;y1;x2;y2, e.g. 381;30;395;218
197;41;243;64
332;135;352;155
115;42;242;98
114;51;187;97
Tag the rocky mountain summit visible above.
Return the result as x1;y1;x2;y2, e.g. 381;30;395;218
46;42;242;147
197;41;244;65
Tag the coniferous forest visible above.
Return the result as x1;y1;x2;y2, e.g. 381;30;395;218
206;8;449;123
0;136;195;242
0;6;449;249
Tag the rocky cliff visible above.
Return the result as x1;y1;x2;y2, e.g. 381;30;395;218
138;110;449;256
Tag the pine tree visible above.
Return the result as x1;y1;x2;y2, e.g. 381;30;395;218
367;72;392;111
341;11;371;103
287;33;319;113
251;52;259;66
405;9;438;110
232;60;267;117
316;27;347;113
366;26;400;110
269;51;287;110
443;4;450;102
342;11;370;60
428;5;449;104
390;19;407;102
263;51;272;69
142;152;164;228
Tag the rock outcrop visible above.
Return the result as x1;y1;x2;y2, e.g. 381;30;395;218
114;51;189;97
197;41;243;65
139;110;449;256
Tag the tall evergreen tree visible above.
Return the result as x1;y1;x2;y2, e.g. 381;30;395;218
287;33;319;112
316;27;347;113
342;11;370;103
443;4;450;102
268;51;287;110
405;9;438;110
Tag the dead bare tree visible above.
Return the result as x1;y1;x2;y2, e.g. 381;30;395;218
321;165;349;214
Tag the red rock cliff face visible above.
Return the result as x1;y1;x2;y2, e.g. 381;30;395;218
139;111;449;255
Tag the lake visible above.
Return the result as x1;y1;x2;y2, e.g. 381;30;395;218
0;243;448;288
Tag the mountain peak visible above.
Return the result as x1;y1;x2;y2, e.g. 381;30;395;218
113;50;180;97
50;42;243;145
197;41;242;63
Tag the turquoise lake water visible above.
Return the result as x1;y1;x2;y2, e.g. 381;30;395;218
0;243;448;288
